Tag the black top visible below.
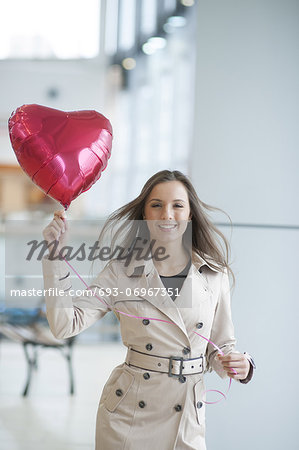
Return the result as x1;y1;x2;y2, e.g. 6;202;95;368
159;258;191;301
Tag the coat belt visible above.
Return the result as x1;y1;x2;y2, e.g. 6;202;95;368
125;348;205;377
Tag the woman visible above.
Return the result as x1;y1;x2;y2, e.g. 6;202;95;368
42;170;255;450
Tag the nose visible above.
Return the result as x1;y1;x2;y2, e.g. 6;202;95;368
160;205;174;220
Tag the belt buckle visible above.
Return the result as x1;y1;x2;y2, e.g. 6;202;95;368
168;356;184;378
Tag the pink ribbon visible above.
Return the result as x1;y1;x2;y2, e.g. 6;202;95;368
193;331;236;403
62;257;237;404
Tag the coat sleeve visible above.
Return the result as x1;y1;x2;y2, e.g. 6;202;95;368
205;268;237;379
42;255;117;339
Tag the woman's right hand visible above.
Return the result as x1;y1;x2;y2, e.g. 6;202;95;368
42;210;68;257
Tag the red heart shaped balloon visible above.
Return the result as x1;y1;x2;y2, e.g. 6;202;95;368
8;104;113;209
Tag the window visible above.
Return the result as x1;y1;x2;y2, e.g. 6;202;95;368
0;0;100;59
104;0;119;56
140;0;157;36
118;0;136;52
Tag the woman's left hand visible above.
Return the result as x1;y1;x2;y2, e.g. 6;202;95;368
217;352;250;380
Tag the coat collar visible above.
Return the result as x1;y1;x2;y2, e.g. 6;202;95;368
120;250;222;344
124;250;221;277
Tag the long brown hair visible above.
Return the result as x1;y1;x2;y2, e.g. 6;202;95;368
97;170;235;287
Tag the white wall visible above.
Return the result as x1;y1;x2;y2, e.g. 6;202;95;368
190;1;299;449
191;0;299;226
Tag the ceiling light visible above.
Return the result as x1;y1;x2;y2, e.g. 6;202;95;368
142;42;156;55
142;37;167;55
147;37;167;49
122;57;136;70
181;0;195;6
167;16;187;27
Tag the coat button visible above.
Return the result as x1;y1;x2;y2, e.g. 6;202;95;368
142;319;150;325
197;401;203;409
174;404;182;412
139;400;146;408
196;322;203;329
182;347;190;355
146;343;153;351
143;372;150;380
115;389;123;397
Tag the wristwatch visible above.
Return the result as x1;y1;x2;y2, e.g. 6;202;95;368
239;352;256;384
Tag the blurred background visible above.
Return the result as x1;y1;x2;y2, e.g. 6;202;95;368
0;0;298;449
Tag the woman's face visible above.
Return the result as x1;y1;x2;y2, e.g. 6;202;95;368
143;181;191;243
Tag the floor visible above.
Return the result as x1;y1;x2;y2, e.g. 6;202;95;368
0;340;127;450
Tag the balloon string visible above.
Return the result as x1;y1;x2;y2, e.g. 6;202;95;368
193;331;236;403
62;256;236;404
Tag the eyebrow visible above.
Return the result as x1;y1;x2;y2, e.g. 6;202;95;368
148;198;186;203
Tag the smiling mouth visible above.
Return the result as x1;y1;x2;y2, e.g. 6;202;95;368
158;224;178;231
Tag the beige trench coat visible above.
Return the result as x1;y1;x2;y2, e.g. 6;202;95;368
42;251;240;450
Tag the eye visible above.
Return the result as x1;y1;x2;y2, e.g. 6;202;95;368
151;204;161;208
174;204;183;208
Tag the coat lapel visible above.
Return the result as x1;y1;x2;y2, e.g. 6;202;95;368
129;267;189;340
124;251;221;341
